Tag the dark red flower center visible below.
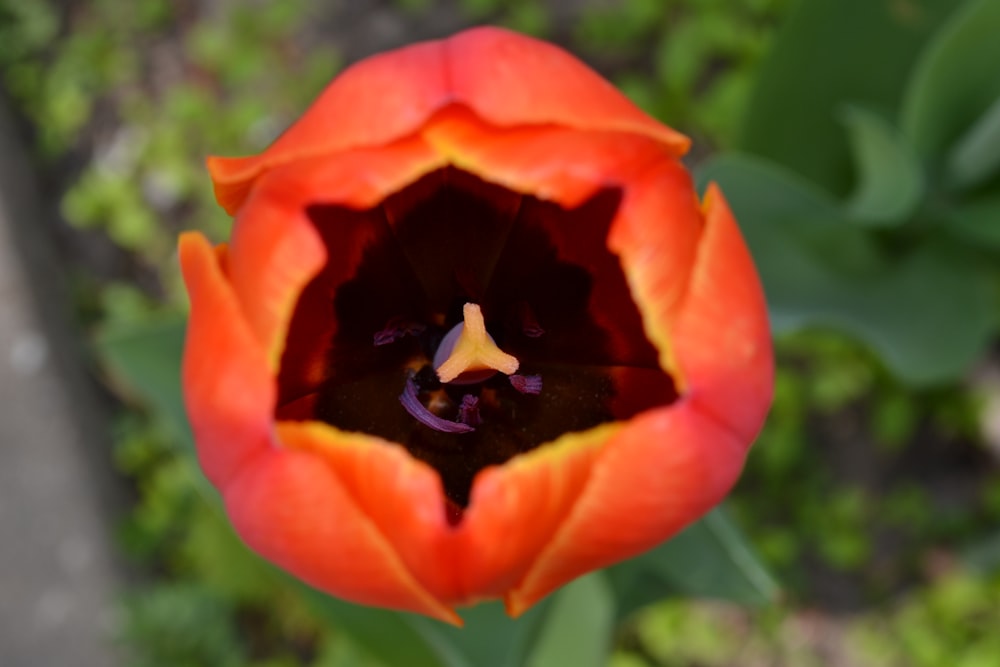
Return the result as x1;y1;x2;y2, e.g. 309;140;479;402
275;168;677;507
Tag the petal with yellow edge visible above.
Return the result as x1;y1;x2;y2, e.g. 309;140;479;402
207;27;688;215
504;400;747;616
224;447;460;624
180;232;273;487
226;137;445;361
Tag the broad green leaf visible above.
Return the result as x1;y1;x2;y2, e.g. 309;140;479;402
697;153;878;330
943;193;1000;250
840;105;924;225
800;241;996;385
700;154;998;385
408;580;616;667
901;0;1000;163
298;587;451;667
946;93;1000;190
524;574;615;667
408;600;552;667
607;508;778;620
740;0;957;195
96;316;192;451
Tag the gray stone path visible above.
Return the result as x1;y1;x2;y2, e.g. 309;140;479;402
0;99;121;666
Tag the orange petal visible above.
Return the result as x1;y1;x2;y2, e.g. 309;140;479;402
223;446;460;624
208;42;450;214
209;28;689;214
505;400;747;615
670;184;774;443
454;425;616;602
606;155;705;382
226;137;445;363
275;422;463;603
446;27;689;156
423;107;666;207
179;232;274;487
277;420;617;608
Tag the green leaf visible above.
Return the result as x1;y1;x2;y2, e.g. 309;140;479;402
407;580;615;667
408;600;553;667
298;587;451;667
840;105;924;225
96;316;193;452
814;243;997;385
740;0;957;195
700;154;998;384
945;93;1000;190
607;508;778;620
901;0;1000;163
943;193;1000;249
524;574;615;667
697;153;876;331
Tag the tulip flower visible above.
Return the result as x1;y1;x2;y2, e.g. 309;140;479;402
180;26;773;625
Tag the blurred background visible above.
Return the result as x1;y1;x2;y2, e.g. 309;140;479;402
1;0;999;665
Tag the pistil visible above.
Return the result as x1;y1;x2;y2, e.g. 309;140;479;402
434;303;519;384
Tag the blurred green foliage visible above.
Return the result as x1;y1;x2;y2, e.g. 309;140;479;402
700;0;1000;385
3;0;999;665
575;0;789;149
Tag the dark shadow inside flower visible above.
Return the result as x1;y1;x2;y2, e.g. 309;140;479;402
275;168;677;509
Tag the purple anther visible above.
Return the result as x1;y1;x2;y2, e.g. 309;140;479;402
374;316;426;346
399;377;475;434
510;374;542;395
517;301;545;338
457;394;482;427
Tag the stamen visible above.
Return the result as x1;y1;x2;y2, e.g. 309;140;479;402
374;316;426;346
399;376;474;434
457;394;482;426
510;374;543;395
434;303;519;384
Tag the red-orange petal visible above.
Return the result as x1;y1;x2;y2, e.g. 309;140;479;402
446;27;689;155
505;400;747;615
275;422;460;602
603;152;705;380
208;27;689;214
226;137;445;363
223;446;460;624
276;420;617;609
179;232;273;487
670;184;774;443
503;184;772;614
208;41;450;215
453;425;616;602
423;106;664;206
